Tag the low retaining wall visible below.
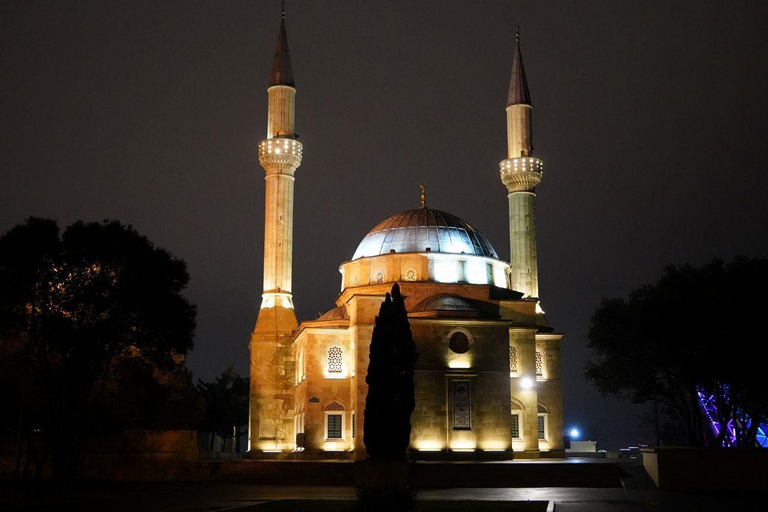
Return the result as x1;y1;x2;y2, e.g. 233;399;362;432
78;430;206;481
2;431;209;482
642;447;768;492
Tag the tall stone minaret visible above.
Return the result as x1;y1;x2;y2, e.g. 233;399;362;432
500;28;543;299
249;5;302;454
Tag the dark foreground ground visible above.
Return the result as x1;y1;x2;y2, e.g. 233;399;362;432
2;460;767;511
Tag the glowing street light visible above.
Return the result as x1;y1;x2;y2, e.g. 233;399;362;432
570;428;580;439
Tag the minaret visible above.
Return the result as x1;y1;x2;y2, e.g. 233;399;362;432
249;4;302;454
500;28;543;299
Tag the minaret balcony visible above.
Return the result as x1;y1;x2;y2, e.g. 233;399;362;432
259;138;303;169
500;157;543;193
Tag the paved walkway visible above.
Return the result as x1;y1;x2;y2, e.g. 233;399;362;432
4;483;768;511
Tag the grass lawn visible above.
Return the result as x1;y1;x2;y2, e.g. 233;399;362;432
253;500;548;511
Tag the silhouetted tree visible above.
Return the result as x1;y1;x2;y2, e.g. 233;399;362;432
364;283;418;459
585;256;768;447
197;364;249;451
0;218;196;494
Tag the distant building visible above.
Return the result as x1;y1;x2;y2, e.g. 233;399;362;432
248;9;563;460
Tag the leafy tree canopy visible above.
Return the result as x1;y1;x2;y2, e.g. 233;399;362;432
0;218;197;488
584;256;768;447
197;364;249;443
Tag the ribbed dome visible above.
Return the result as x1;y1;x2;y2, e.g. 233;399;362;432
352;208;499;260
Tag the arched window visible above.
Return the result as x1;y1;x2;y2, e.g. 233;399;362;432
509;343;519;374
535;347;545;377
537;403;549;441
327;345;344;375
325;402;345;440
510;398;524;440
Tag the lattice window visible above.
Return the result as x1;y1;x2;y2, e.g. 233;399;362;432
327;346;343;373
509;344;519;373
537;415;546;440
535;348;545;376
327;414;343;439
325;401;345;411
511;414;521;439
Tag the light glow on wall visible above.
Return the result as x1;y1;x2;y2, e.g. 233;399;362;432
434;259;458;283
520;376;535;389
450;440;476;451
448;358;471;369
260;292;294;310
466;260;488;284
493;265;507;288
416;440;442;452
323;442;343;452
480;440;508;451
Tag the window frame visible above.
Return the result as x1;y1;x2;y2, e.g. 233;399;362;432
325;344;345;378
535;347;546;380
511;413;522;440
537;413;548;441
324;411;346;441
509;343;520;376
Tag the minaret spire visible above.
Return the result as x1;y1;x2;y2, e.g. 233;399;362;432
270;1;294;87
507;26;531;107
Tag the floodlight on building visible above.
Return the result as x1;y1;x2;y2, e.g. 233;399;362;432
570;428;580;439
520;376;534;389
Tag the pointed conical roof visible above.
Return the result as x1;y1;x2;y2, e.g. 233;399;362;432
507;29;531;107
269;13;295;87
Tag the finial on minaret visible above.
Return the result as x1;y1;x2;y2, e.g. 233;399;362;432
507;25;531;107
281;0;286;20
420;183;426;209
516;25;520;42
270;1;295;87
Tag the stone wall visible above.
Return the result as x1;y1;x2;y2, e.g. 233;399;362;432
1;431;206;481
642;447;768;492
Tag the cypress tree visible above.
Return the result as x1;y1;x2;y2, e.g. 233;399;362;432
363;283;418;459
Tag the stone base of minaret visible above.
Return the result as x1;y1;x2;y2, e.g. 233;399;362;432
248;305;297;455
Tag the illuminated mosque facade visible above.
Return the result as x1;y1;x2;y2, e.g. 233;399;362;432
249;10;564;459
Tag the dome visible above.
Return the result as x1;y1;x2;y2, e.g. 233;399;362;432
352;208;499;260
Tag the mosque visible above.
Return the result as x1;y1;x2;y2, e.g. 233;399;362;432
249;9;564;460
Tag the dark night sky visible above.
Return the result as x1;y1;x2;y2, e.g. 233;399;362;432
3;1;767;450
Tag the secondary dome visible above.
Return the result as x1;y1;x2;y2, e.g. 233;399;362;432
352;208;499;260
